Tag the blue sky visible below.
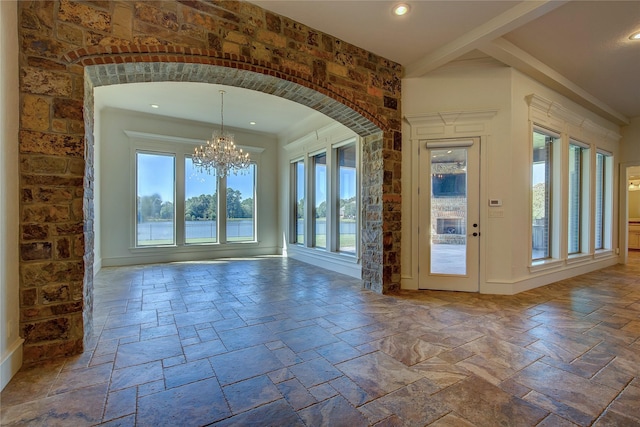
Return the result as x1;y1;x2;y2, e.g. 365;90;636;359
138;153;356;204
297;163;356;203
137;153;254;203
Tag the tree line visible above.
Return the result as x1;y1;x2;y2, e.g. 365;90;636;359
138;189;253;222
296;196;357;219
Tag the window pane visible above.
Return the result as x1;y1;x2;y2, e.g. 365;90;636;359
314;153;327;249
568;144;582;254
294;160;305;244
532;131;554;260
136;152;175;246
338;144;357;254
430;148;467;275
185;156;217;244
595;153;604;250
226;164;256;242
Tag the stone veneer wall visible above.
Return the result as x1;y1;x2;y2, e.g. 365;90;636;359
18;0;402;362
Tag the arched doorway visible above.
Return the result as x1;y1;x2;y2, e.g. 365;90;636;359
78;60;386;353
18;0;402;363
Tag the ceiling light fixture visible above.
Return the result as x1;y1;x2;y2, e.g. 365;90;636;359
150;104;159;109
393;3;410;16
630;31;640;40
193;90;250;178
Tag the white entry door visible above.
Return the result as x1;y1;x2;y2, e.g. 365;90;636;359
419;138;480;291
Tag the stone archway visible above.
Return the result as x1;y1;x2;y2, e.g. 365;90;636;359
18;1;401;363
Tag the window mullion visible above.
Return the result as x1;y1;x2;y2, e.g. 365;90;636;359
218;175;227;244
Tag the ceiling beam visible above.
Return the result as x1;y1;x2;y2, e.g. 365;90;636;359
480;37;629;126
404;0;567;78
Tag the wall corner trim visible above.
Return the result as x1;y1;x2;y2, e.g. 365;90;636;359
0;337;24;391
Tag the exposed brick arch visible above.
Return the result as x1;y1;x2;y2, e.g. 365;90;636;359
65;46;387;134
18;0;401;363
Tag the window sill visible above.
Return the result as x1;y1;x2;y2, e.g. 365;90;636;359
287;244;361;278
529;258;563;273
594;249;614;259
129;241;259;253
566;253;592;265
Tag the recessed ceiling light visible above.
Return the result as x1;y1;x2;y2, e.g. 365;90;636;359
150;104;159;109
629;31;640;40
393;3;410;16
249;121;256;125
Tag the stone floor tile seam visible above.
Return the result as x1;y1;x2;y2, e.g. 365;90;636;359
589;376;637;427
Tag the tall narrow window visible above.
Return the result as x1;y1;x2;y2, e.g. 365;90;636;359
532;130;557;260
136;152;175;246
568;142;587;255
595;151;612;250
293;160;305;245
337;144;357;254
185;156;217;244
313;153;327;249
226;164;256;242
595;153;604;250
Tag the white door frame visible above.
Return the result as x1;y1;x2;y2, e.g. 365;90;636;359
620;161;640;263
419;138;480;291
404;110;497;292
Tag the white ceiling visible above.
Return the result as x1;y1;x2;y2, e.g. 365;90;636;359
96;0;640;132
94;82;324;135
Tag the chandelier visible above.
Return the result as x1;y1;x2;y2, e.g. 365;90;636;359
193;90;250;178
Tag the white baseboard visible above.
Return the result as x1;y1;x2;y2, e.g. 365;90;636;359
1;338;24;391
93;257;102;276
286;246;361;279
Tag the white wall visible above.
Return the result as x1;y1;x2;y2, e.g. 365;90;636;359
630;191;640;218
402;62;622;294
621;117;640;162
98;107;281;266
620;118;640;251
93;99;102;275
402;64;515;291
1;0;23;390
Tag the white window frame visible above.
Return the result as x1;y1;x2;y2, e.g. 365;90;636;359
130;137;258;249
287;136;360;260
333;139;359;255
567;139;591;257
135;149;177;248
531;126;561;264
595;150;613;252
290;157;305;246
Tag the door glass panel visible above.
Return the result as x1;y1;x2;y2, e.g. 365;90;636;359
430;148;467;275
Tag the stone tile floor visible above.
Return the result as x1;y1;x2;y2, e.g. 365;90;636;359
2;253;640;426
